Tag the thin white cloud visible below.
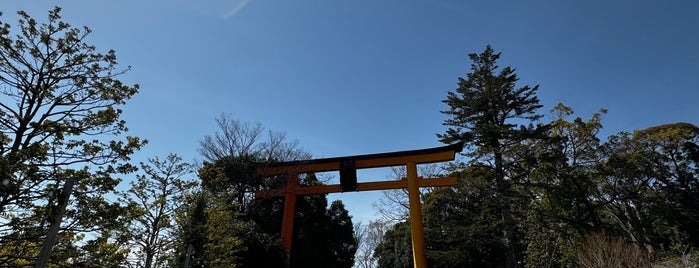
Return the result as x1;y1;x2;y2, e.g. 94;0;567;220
222;0;250;19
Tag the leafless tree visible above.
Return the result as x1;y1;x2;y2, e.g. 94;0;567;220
372;163;445;221
123;154;196;268
353;219;394;268
198;113;310;163
196;114;311;212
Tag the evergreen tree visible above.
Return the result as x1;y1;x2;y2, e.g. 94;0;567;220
438;45;545;268
251;174;357;268
421;166;507;267
326;201;357;267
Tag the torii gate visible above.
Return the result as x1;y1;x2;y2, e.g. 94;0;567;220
254;143;462;268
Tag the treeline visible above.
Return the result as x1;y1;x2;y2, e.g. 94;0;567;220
373;46;699;267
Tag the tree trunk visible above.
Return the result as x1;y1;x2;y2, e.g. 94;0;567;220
144;217;160;268
184;243;193;268
34;177;74;268
144;249;154;268
494;151;518;268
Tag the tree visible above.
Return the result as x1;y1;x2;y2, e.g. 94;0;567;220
197;114;310;211
374;221;413;268
523;104;608;267
250;174;357;268
174;116;359;267
0;7;145;266
376;166;507;268
71;230;131;267
198;113;310;164
323;200;357;267
354;219;393;268
180;116;309;267
373;164;444;221
171;191;209;268
437;45;545;267
597;122;699;255
531;104;607;230
123;154;196;268
422;166;507;268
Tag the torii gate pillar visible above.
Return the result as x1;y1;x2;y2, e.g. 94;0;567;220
255;143;462;268
406;161;427;267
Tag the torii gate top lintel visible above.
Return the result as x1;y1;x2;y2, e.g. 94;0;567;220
254;142;463;175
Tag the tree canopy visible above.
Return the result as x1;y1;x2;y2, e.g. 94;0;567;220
0;7;144;266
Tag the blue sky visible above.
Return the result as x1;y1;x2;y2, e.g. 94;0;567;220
3;1;698;223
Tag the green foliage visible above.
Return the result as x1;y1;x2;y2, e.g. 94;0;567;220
374;221;413;268
596;122;699;253
524;209;580;268
522;104;608;267
230;220;286;268
251;174;357;268
0;6;144;265
0;240;40;266
292;200;356;268
438;44;544;150
176;151;289;267
172;191;209;267
72;231;131;268
375;167;513;267
423;167;507;267
198;154;260;211
204;207;245;267
523;105;699;266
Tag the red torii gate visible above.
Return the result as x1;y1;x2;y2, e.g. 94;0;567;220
254;143;462;268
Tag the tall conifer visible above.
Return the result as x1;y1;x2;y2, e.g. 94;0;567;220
438;45;544;268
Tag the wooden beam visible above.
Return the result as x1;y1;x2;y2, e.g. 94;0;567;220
255;177;457;197
407;162;427;268
280;171;298;267
256;143;462;175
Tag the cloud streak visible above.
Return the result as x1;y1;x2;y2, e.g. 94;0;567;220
222;0;250;20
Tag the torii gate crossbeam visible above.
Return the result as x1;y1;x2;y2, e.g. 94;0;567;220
254;143;462;268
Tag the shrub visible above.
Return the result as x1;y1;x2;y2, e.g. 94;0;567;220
575;232;652;268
